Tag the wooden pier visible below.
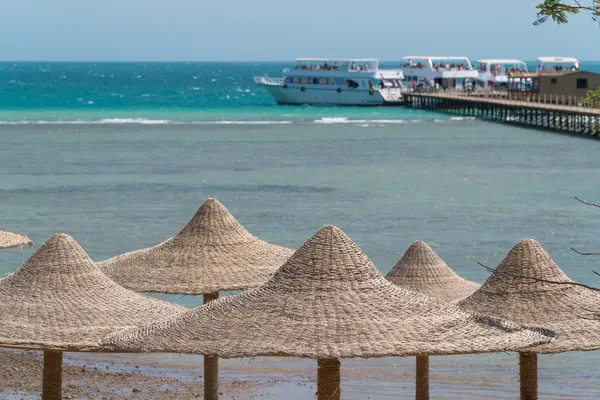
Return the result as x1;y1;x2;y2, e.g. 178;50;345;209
404;92;600;136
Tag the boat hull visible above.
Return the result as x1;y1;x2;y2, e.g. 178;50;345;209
261;85;386;106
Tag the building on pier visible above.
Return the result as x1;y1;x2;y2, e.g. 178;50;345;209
508;70;600;98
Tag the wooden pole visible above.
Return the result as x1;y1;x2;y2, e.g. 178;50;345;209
42;350;62;400
317;358;341;400
519;352;538;400
416;356;430;400
204;292;220;400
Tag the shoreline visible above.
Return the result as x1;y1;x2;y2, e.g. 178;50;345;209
1;350;596;399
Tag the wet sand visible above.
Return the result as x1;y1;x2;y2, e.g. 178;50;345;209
0;349;255;399
2;349;599;399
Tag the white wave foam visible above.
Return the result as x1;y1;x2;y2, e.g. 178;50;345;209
0;119;294;126
314;117;351;124
0;118;170;125
97;118;170;124
449;116;476;121
0;117;476;126
313;117;409;125
207;120;293;125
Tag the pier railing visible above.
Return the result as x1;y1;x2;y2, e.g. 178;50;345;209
410;88;596;109
405;90;600;136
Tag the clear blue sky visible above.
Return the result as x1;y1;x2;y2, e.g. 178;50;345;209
0;0;598;61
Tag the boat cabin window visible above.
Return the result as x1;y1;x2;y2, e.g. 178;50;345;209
294;60;378;72
346;79;360;89
478;62;528;75
286;77;336;85
402;61;426;69
431;62;470;71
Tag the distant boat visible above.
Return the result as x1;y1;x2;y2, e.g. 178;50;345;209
536;56;580;72
253;58;406;106
399;56;478;91
475;59;529;90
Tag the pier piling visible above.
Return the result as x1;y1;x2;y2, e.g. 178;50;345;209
405;92;600;137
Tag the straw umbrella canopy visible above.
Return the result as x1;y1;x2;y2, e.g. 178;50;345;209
103;226;553;400
0;233;186;400
458;238;600;400
385;240;481;397
0;230;32;249
97;197;294;399
386;241;480;302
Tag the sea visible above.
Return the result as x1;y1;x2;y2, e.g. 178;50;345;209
2;61;600;399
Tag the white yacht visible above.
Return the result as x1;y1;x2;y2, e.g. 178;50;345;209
400;56;478;91
475;59;528;90
536;57;580;72
254;58;406;106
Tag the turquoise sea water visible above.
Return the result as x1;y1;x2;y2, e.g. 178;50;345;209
2;61;600;398
0;61;598;123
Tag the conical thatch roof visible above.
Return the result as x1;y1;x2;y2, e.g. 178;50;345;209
103;226;552;358
386;241;480;302
0;234;185;351
458;238;600;354
97;198;294;294
0;230;32;249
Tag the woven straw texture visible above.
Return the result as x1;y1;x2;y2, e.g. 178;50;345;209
97;198;294;294
0;230;32;249
102;226;552;358
0;233;186;351
386;241;480;302
458;238;600;354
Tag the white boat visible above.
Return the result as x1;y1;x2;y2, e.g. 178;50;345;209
400;56;478;91
475;59;528;90
536;57;580;72
253;58;406;106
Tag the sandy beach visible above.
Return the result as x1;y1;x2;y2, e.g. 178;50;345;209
2;349;598;399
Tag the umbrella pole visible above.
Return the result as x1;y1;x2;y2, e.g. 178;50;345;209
519;352;538;400
42;350;63;400
204;292;220;400
416;355;429;400
317;358;341;400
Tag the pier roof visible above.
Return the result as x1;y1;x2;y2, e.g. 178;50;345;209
509;70;600;78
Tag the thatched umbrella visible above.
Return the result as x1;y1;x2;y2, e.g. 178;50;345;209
0;233;186;400
97;197;294;399
385;240;481;397
103;226;553;400
458;238;600;400
0;230;33;249
386;241;480;302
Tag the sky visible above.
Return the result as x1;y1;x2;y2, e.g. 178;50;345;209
0;0;598;61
